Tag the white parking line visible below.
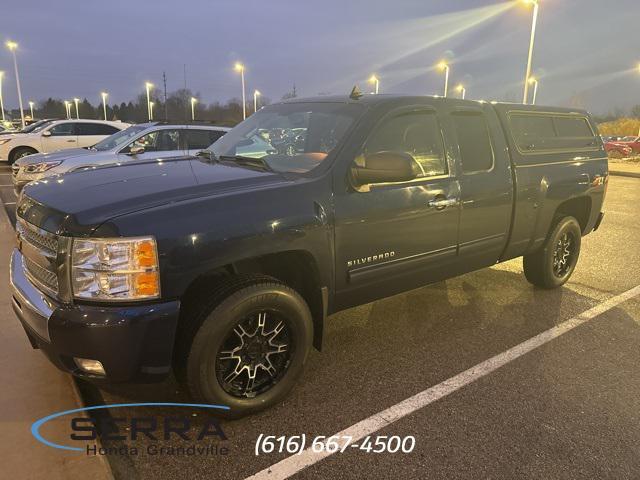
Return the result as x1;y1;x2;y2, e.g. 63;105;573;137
246;284;640;480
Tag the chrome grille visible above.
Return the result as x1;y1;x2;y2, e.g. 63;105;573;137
23;256;58;295
17;218;59;297
11;164;20;178
17;218;58;255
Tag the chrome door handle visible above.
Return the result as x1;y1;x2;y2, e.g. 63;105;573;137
427;198;458;210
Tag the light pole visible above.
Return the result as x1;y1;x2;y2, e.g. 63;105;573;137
0;71;5;122
101;92;108;120
437;61;450;97
368;75;379;94
145;82;153;121
64;101;71;119
234;62;246;120
6;41;25;128
528;77;539;105
73;98;80;119
253;90;261;113
28;101;34;119
149;101;154;120
456;84;466;100
190;97;197;121
522;0;540;104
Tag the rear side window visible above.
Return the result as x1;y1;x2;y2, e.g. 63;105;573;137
77;123;120;136
509;113;596;153
184;129;224;150
365;111;447;178
452;113;494;173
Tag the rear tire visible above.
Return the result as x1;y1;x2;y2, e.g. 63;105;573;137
9;146;37;164
523;216;582;289
182;275;313;418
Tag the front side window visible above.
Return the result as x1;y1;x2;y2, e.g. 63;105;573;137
208;102;363;174
126;129;181;152
452;112;494;173
48;123;77;136
363;111;447;179
95;125;148;151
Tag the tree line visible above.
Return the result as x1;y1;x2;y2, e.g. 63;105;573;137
12;88;274;126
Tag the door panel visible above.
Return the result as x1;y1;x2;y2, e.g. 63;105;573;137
43;122;78;152
333;106;461;310
450;107;513;266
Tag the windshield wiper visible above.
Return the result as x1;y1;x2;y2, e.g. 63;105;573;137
219;155;274;172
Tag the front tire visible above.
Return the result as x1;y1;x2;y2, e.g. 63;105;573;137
185;276;313;418
523;216;582;289
9;146;38;164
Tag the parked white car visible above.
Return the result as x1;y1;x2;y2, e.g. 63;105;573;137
12;122;229;193
0;119;128;163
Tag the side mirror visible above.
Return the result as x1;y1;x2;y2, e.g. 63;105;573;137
351;151;418;186
128;145;145;155
42;130;52;137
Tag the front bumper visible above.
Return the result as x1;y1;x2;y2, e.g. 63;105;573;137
10;248;181;383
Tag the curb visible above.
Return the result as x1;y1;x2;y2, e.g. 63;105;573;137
610;170;640;179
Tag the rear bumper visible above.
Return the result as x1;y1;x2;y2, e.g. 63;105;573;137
592;211;605;232
10;248;180;383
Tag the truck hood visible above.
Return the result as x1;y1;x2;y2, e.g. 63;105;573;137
18;156;287;235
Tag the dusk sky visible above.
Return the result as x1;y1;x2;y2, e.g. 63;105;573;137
1;0;638;114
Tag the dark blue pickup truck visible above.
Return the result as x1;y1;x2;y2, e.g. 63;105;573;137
11;94;607;416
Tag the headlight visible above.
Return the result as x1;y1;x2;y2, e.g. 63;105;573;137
71;237;160;301
26;161;62;173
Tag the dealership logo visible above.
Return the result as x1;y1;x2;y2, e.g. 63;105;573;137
32;402;231;455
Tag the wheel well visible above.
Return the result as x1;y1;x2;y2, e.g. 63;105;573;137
179;251;325;350
9;146;37;162
555;196;591;233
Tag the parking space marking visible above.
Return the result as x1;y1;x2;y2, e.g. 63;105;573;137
246;284;640;480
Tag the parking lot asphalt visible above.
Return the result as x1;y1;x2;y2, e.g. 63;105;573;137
2;165;639;480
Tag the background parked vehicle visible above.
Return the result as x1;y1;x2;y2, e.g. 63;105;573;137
0;119;128;163
604;140;633;158
11;95;607;417
617;135;640;154
12;122;229;193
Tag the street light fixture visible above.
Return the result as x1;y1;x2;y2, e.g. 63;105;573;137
6;41;25;128
145;82;154;120
234;62;246;120
64;101;71;119
521;0;540;104
73;98;80;119
28;101;34;119
190;97;197;121
437;61;450;97
528;77;539;105
253;90;261;113
456;84;466;100
369;75;380;94
0;71;5;122
101;92;108;120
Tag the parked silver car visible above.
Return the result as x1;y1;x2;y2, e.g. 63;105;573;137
12;122;230;193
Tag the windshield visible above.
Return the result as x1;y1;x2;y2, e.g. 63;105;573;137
208;102;363;174
22;120;54;134
92;124;149;151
